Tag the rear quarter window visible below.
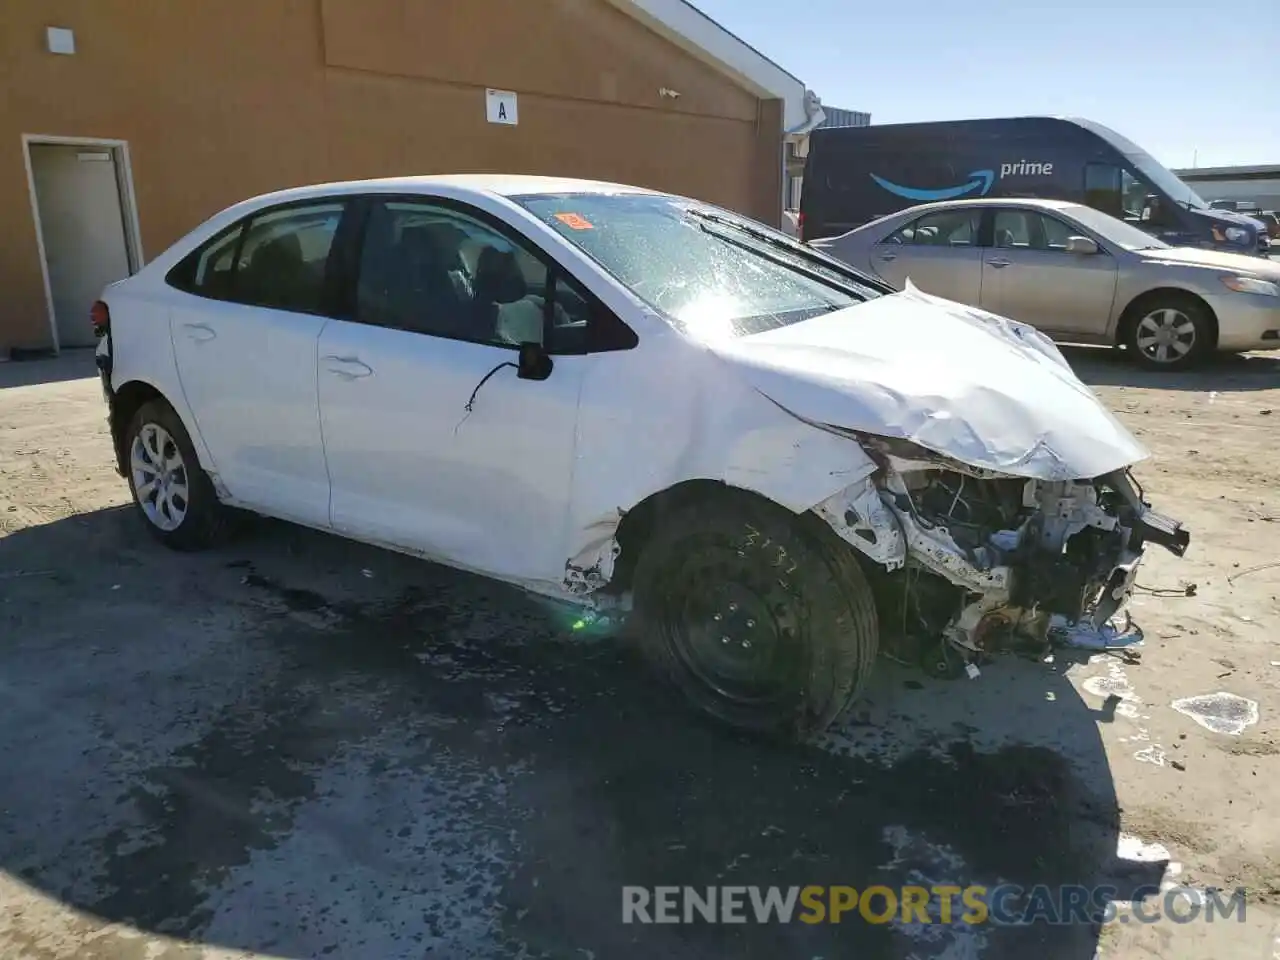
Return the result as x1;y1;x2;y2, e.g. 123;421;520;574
166;224;243;297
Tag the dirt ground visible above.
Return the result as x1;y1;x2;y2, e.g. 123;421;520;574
0;345;1278;960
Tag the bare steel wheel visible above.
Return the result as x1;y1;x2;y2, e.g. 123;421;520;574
631;492;879;741
131;423;189;532
1126;297;1213;370
124;399;227;550
665;550;802;712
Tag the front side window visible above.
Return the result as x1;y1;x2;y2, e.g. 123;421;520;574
885;210;977;247
354;200;596;352
1120;170;1153;221
993;210;1085;252
1084;163;1175;227
1039;214;1075;251
513;192;884;342
1084;162;1123;219
167;200;345;314
1126;172;1179;228
993;210;1035;248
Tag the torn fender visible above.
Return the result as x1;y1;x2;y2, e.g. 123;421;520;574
564;513;622;596
560;368;880;596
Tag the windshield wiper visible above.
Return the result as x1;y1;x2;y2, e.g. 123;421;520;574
684;208;892;296
692;220;873;303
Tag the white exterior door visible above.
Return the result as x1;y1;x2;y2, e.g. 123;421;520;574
315;196;588;588
172;301;331;524
29;143;133;348
168;199;346;526
317;322;585;586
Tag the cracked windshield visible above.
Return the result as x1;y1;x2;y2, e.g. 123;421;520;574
519;192;883;340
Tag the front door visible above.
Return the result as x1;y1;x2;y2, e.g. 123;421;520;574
317;197;586;587
871;207;983;303
169;199;346;526
29;143;133;348
980;208;1119;337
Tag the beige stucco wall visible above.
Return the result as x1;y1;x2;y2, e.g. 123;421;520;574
0;0;784;350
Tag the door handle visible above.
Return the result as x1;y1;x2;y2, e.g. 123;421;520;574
987;257;1012;268
879;252;898;261
182;323;216;342
323;355;373;379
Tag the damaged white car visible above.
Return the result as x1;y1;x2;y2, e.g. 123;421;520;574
93;175;1189;740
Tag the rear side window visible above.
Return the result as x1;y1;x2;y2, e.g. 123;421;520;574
885;210;978;247
167;200;346;314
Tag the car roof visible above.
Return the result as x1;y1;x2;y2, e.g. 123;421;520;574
897;197;1083;215
239;174;661;209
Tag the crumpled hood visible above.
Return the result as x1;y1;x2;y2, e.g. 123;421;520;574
708;282;1148;480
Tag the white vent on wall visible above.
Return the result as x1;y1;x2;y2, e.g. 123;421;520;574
46;27;76;55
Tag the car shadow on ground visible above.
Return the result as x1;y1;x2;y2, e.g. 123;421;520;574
0;347;98;390
0;507;1168;959
1063;344;1280;392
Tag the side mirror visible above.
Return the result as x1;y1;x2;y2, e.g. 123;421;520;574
1066;235;1099;255
517;341;553;381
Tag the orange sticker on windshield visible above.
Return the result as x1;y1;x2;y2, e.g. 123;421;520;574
554;212;594;230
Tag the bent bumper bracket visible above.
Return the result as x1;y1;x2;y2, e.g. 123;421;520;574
1135;508;1190;558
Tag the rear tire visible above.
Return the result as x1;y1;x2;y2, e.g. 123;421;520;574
631;493;879;741
1125;295;1214;370
124;399;227;550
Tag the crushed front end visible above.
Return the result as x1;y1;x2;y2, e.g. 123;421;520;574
815;436;1190;669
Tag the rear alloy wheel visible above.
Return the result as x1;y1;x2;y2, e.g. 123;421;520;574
125;399;227;550
131;422;189;532
1127;299;1212;370
631;495;879;741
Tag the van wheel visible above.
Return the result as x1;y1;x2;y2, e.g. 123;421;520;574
125;399;227;550
1125;296;1213;370
631;494;879;741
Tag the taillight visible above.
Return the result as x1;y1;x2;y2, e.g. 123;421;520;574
90;300;110;338
797;211;805;242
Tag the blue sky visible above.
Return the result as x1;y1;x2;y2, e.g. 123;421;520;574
692;0;1279;169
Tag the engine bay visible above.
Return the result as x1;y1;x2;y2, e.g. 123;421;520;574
815;435;1191;673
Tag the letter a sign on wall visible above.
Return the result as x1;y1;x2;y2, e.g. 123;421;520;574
486;89;519;125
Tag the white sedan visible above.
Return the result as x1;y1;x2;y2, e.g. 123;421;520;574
93;175;1190;740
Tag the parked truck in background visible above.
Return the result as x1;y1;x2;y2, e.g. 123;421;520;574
800;116;1269;257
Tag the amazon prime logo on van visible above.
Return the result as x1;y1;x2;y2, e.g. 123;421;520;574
869;170;994;202
1000;160;1055;178
870;160;1056;202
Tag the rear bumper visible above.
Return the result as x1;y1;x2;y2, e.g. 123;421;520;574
95;336;126;478
1206;293;1280;351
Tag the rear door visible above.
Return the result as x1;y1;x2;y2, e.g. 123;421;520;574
979;207;1118;336
870;208;983;303
167;199;348;525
